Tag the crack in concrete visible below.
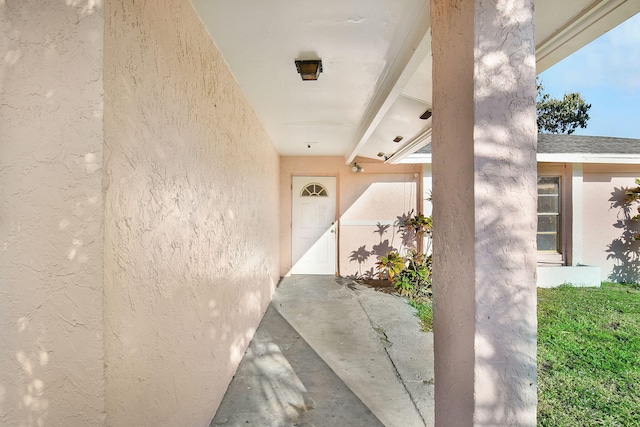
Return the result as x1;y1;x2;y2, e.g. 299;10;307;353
373;326;392;349
349;283;428;427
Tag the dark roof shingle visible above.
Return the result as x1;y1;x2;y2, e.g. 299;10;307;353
415;134;640;155
537;134;640;154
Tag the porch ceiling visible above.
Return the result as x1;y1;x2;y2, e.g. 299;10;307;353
190;0;639;163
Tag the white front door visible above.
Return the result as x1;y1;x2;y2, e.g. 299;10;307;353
291;176;337;275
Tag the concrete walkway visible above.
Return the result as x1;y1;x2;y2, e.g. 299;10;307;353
211;275;434;427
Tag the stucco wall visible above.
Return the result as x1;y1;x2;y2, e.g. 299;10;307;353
534;162;640;283
427;161;640;284
279;157;420;277
583;164;640;283
104;0;280;425
432;0;537;424
0;2;105;426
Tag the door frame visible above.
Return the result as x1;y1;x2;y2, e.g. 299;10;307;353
290;174;339;275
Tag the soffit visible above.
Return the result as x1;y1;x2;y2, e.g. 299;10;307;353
190;0;639;163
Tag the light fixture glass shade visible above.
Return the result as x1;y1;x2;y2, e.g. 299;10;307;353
295;60;323;81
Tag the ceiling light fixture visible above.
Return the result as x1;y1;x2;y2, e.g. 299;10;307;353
420;109;432;120
295;59;323;81
351;162;364;173
393;136;403;143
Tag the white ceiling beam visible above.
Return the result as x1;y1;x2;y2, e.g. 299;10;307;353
536;0;640;73
344;3;431;165
385;127;431;164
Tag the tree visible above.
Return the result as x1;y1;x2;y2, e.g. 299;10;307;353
537;81;591;135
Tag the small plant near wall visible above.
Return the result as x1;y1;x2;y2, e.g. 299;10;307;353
607;180;640;284
625;179;640;236
376;210;433;300
393;250;432;298
375;251;405;281
404;212;433;239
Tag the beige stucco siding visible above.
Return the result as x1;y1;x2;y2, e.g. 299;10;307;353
0;2;105;426
104;0;280;425
583;164;640;282
431;1;538;422
280;157;421;277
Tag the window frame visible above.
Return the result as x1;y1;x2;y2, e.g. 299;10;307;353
300;183;329;197
537;175;562;254
536;172;568;267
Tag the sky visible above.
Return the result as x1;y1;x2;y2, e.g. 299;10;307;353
538;12;640;139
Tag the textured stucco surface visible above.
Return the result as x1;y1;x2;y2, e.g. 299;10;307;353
279;157;420;277
340;177;419;278
432;0;537;425
104;0;280;425
0;1;105;426
582;164;640;282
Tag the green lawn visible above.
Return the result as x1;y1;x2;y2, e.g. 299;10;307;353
411;283;640;425
537;283;640;426
409;299;433;332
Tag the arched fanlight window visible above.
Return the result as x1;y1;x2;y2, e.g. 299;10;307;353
300;183;328;197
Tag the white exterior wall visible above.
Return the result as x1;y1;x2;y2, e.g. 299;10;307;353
0;2;105;426
104;0;280;425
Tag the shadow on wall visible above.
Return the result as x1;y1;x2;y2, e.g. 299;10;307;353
347;215;418;279
606;187;640;284
466;148;538;423
101;0;282;424
431;2;538;423
0;1;105;426
286;172;420;276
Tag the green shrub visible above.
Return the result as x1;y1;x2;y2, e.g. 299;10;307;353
375;251;405;281
393;250;432;299
375;210;434;331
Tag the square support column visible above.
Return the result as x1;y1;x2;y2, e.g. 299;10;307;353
431;1;537;426
572;163;584;266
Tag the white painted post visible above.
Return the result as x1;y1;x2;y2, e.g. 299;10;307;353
431;0;538;425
